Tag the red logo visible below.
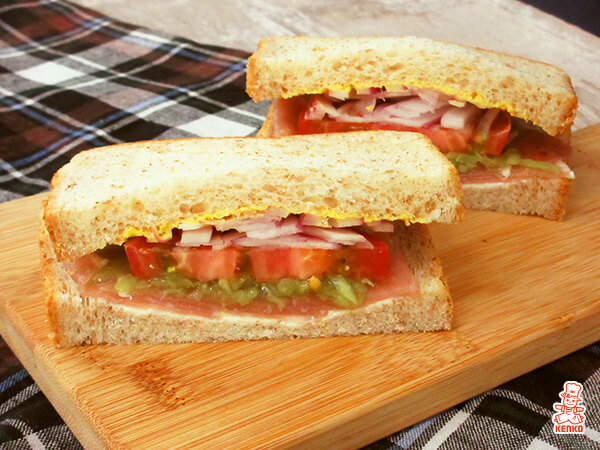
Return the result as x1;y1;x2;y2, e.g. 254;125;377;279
553;381;586;434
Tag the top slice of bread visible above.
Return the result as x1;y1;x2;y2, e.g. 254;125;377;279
246;36;577;136
44;132;463;261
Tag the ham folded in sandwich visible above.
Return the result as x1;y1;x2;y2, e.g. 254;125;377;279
41;132;463;345
247;36;578;220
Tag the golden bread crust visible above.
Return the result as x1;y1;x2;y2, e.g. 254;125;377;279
246;36;577;136
44;132;463;261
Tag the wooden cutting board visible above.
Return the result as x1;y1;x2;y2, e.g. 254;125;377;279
1;125;599;449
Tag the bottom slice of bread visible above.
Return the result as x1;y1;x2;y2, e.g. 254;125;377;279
41;222;452;346
463;176;571;221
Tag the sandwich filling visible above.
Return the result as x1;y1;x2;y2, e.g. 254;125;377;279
67;211;419;319
270;87;573;182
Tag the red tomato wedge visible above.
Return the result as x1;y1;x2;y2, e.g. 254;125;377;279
78;279;221;318
346;237;390;281
248;248;335;282
247;248;291;282
510;130;571;162
481;110;511;155
171;247;240;281
289;248;336;279
124;237;162;279
418;125;474;154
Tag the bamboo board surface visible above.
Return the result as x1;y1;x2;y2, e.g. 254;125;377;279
0;125;599;449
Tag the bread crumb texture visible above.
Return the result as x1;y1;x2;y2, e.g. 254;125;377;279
246;36;577;136
44;132;463;261
463;176;571;220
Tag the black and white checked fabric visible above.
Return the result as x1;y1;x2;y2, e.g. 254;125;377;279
0;1;599;449
0;0;268;202
367;343;600;449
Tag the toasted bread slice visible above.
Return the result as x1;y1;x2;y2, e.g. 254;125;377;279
44;132;463;262
246;36;577;136
41;218;452;346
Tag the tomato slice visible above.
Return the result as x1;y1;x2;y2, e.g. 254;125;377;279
171;247;240;281
510;130;571;162
346;237;390;281
481;111;511;155
124;237;162;279
418;125;474;154
248;248;292;282
248;248;335;282
288;248;335;279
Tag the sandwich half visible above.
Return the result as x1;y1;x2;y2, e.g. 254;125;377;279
246;36;578;220
41;132;463;346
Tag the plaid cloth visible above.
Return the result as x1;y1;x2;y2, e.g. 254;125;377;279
367;344;600;450
0;0;266;202
0;1;598;449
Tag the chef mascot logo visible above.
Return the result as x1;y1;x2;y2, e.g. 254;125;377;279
553;381;586;434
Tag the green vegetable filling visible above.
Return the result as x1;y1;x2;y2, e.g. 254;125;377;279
447;147;560;174
97;258;372;309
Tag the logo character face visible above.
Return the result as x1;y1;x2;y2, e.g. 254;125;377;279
561;382;583;407
562;392;579;407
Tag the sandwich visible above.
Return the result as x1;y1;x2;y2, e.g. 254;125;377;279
246;36;578;220
40;131;463;346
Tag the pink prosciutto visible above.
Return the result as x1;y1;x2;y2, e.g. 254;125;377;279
69;242;419;319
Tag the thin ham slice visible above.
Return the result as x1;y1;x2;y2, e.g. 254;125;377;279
79;280;221;318
364;244;419;302
271;97;307;137
71;238;419;319
67;253;108;285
